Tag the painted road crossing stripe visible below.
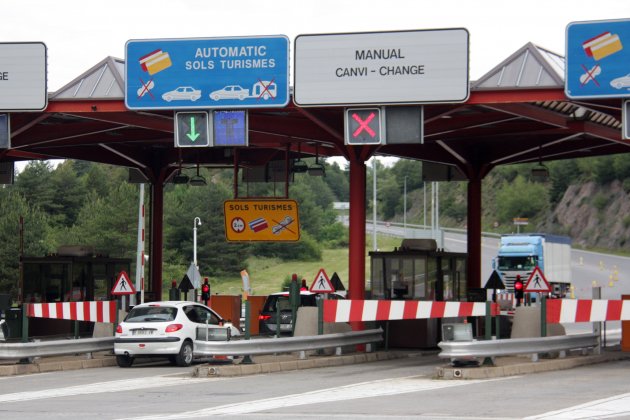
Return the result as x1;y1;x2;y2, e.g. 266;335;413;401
120;376;511;419
525;391;630;419
0;376;209;403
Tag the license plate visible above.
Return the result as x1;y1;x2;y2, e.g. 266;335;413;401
132;329;155;336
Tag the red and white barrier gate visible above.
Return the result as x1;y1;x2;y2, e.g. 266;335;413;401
27;301;117;323
546;299;630;324
323;300;499;323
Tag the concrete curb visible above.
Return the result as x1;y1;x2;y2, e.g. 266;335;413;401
434;350;630;380
0;353;117;376
192;350;418;378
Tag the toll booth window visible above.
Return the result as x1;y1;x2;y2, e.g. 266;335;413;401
66;262;88;301
442;259;454;301
92;263;109;301
23;263;44;303
370;257;385;299
412;257;425;298
386;258;401;299
392;258;413;299
455;257;467;300
427;258;438;300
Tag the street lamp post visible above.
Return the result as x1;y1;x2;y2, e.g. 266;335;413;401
193;217;201;268
372;158;377;251
403;176;408;232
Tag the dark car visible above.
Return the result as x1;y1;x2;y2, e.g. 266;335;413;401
258;291;345;335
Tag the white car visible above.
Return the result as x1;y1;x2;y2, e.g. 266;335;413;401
161;86;201;102
610;74;630;89
209;85;249;101
114;301;240;367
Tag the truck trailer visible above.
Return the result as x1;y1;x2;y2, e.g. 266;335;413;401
494;233;572;299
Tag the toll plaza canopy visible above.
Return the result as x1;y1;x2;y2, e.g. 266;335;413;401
2;42;627;300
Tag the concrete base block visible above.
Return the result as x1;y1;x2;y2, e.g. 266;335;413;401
297;359;316;370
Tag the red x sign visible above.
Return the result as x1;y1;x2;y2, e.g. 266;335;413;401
352;112;376;137
345;108;382;145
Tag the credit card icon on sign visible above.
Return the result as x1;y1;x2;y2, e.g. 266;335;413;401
582;32;623;61
249;218;269;233
139;49;172;75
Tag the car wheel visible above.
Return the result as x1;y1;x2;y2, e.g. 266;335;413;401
164;96;172;102
175;340;193;367
238;94;246;100
116;354;134;368
192;96;200;101
211;94;219;101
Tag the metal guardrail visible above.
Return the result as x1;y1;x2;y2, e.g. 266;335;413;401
0;329;383;360
0;337;114;359
194;328;384;357
438;333;599;363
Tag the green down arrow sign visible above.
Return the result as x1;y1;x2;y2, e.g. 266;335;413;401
187;116;200;141
175;111;211;147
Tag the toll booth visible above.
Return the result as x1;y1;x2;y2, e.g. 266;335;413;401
19;246;131;338
369;239;467;348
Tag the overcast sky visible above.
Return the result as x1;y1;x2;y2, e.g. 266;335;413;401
3;0;628;91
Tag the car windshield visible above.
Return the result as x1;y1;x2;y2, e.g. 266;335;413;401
497;256;537;270
125;306;177;322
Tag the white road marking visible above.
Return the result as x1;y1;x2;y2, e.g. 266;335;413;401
0;375;208;403
118;376;510;419
525;392;630;419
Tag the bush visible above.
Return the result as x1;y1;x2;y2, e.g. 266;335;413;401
592;193;608;211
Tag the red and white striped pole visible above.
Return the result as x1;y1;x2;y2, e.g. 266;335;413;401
135;184;145;304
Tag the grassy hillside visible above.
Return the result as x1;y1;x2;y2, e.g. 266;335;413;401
210;235;401;296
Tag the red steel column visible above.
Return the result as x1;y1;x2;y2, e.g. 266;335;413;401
467;175;482;289
348;157;366;330
150;179;164;300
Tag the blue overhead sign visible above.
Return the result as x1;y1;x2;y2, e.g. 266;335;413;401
125;36;289;110
566;19;630;99
214;110;248;146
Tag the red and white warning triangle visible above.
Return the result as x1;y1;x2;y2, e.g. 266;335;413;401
310;268;335;293
111;270;136;295
524;266;551;293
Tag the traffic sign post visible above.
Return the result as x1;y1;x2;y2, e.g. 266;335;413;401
0;42;47;111
112;271;136;313
623;100;629;140
566;19;630;99
125;36;290;110
345;108;384;145
0;114;9;149
524;266;551;293
294;29;469;106
310;268;335;293
175;111;211;147
213;110;248;146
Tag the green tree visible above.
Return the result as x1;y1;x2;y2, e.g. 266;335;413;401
48;161;88;226
14;161;56;215
0;189;53;297
495;175;548;223
68;184;138;259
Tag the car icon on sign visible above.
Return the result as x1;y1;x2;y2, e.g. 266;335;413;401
162;86;201;102
610;74;630;90
210;85;249;101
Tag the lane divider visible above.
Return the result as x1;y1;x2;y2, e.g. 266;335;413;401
546;299;630;324
323;300;499;323
26;301;117;323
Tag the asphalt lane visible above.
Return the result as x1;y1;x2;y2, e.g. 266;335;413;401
1;355;629;419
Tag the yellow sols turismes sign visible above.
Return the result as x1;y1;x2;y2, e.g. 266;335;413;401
224;199;300;242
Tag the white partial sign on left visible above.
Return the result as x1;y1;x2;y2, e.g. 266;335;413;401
0;43;47;111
